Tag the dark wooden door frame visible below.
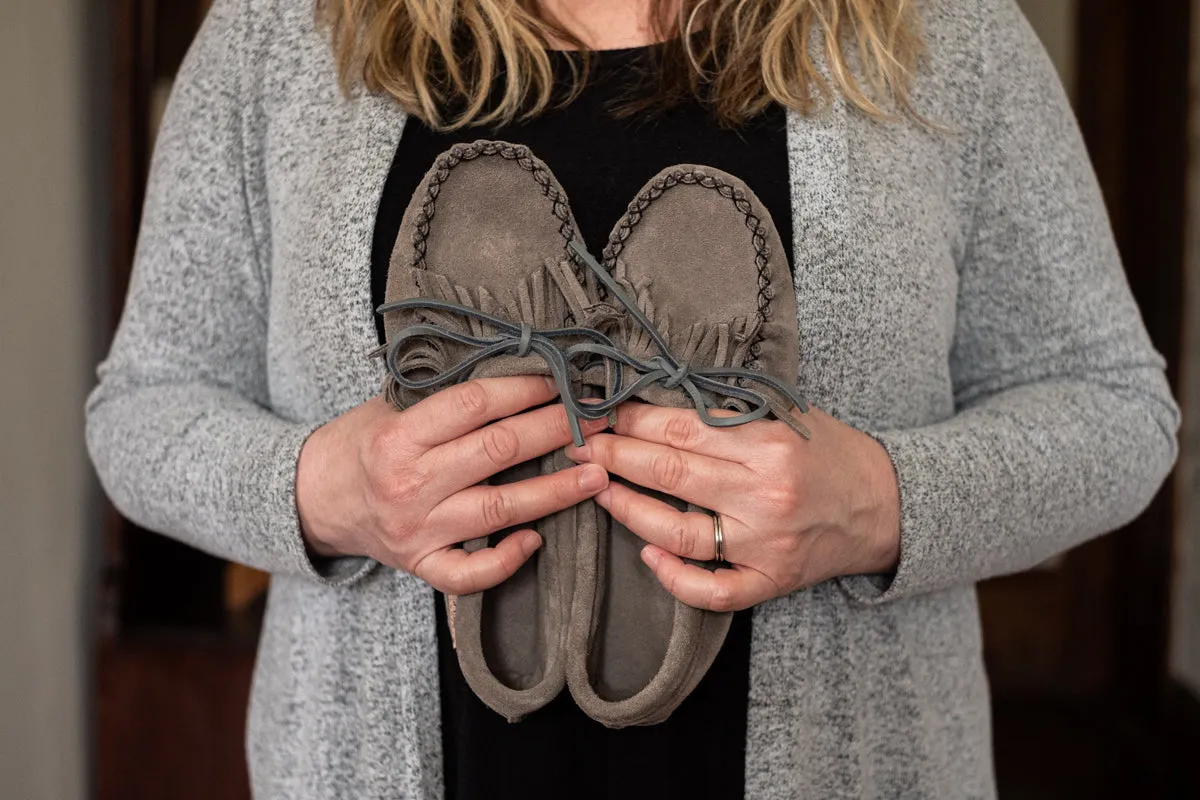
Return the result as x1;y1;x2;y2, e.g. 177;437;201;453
1074;0;1190;714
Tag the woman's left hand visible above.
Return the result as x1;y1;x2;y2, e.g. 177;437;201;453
565;403;902;612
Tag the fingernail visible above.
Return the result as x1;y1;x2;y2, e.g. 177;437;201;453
522;532;542;555
595;487;611;507
577;464;608;493
583;416;609;432
567;444;591;462
543;376;558;393
641;546;662;568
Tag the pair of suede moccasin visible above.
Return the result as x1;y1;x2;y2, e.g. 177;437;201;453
377;140;808;728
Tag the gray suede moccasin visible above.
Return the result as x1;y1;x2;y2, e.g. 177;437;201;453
377;144;809;729
563;165;805;728
378;141;612;723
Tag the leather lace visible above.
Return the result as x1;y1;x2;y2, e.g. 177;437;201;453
375;241;810;447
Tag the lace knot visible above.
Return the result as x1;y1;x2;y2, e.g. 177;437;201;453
376;240;812;448
661;359;690;390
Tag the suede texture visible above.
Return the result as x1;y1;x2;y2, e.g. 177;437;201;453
565;165;801;727
382;146;800;729
383;142;587;722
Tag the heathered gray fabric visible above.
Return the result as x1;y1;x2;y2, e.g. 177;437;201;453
84;0;1179;796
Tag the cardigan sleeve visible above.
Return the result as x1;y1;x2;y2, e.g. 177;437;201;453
840;0;1179;604
85;0;374;585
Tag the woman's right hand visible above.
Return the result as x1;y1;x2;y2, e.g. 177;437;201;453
296;376;610;594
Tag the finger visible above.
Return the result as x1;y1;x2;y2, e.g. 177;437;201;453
401;376;560;448
425;403;609;496
595;482;724;562
413;532;541;595
610;403;771;460
640;545;778;612
566;433;751;508
427;464;609;544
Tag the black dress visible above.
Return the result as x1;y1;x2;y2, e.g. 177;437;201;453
370;43;793;800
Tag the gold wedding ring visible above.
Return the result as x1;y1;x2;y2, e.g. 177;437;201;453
712;512;725;563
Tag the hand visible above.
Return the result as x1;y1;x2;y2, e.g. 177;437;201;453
297;376;610;594
565;403;900;611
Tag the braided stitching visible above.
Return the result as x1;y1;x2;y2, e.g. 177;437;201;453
601;169;774;371
411;141;580;279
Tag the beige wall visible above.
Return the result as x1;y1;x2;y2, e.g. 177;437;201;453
1172;0;1200;698
0;0;102;797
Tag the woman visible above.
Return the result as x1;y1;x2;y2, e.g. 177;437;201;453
85;0;1179;797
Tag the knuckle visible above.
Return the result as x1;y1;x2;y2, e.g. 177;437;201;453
671;519;697;559
774;532;805;561
552;472;582;505
441;569;470;596
398;542;430;578
496;541;525;577
584;434;609;461
709;583;736;613
661;568;680;596
549;406;573;439
383;517;416;547
378;514;421;558
454;381;491;420
367;420;406;464
766;419;795;442
764;432;796;461
481;490;518;532
760;479;801;513
480;424;521;467
650;450;689;493
432;556;478;595
610;486;632;517
663;415;700;450
376;463;427;506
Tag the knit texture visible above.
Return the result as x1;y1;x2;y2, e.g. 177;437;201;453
85;0;1179;797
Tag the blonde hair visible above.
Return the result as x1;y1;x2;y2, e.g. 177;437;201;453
318;0;924;130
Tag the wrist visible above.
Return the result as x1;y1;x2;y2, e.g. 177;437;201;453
301;525;344;559
858;435;901;575
296;429;349;559
297;501;346;561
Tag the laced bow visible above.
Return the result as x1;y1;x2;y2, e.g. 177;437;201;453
375;241;810;447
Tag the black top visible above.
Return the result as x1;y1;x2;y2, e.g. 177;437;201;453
370;45;792;800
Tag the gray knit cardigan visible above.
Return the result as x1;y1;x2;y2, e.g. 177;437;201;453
85;0;1180;796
